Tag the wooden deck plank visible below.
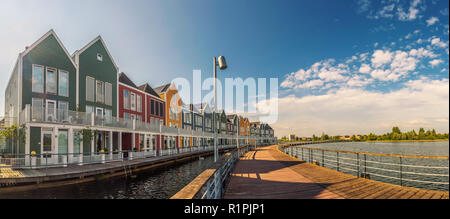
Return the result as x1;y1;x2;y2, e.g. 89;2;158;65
224;145;449;199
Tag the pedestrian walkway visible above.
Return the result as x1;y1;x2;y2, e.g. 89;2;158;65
223;146;449;199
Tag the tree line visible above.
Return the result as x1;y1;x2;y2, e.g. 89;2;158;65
279;127;449;142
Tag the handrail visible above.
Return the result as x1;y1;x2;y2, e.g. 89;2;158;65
279;144;449;191
171;145;249;199
279;144;449;159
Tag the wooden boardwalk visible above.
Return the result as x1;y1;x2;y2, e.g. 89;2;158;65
223;146;449;199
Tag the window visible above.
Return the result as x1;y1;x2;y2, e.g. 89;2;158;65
86;105;94;114
86;76;95;102
97;53;103;62
46;68;57;94
137;115;142;121
130;114;135;121
160;103;164;117
124;113;130;120
105;82;112;106
155;102;159;116
124;90;129;109
105;109;112;120
137;95;142;113
32;98;43;121
150;117;154;124
58;70;69;97
32;65;44;93
150;100;155;115
130;93;136;111
58;101;69;121
96;80;104;103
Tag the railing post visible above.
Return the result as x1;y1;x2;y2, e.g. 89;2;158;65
357;153;360;178
322;150;324;167
364;154;367;176
399;157;403;187
337;152;339;172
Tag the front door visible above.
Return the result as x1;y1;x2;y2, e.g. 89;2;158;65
41;131;53;158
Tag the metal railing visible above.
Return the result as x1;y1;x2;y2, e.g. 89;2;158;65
0;144;241;171
279;144;449;191
171;145;249;199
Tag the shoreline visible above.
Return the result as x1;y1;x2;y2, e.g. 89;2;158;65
364;139;449;143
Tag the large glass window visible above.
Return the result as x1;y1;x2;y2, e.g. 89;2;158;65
124;113;130;120
58;130;68;155
150;100;155;115
130;93;136;111
58;70;69;97
105;82;112;106
96;80;104;103
86;105;94;114
46;68;57;94
58;101;69;122
137;95;142;113
124;90;129;109
155;102;159;116
86;76;95;102
32;65;44;93
31;98;43;121
160;103;164;117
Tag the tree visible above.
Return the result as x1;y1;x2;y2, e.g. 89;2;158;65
392;126;401;134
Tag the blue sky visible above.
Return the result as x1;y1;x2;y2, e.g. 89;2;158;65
0;0;449;137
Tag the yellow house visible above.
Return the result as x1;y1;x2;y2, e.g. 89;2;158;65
155;83;182;128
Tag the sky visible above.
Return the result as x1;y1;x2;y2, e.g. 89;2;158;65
0;0;448;138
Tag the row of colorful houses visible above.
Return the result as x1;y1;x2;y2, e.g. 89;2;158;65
3;30;275;159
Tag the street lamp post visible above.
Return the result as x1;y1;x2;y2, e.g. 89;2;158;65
213;56;227;162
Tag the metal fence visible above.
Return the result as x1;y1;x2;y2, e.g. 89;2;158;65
279;144;449;191
0;144;240;171
171;145;249;199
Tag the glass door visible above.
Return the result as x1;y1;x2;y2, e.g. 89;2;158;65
42;132;53;158
46;100;56;122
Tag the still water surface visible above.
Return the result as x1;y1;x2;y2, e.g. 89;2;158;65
1;154;219;199
293;141;449;191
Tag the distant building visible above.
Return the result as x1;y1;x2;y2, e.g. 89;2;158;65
290;134;296;141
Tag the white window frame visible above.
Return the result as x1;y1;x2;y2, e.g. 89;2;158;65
130;93;136;111
137;95;142;113
46;67;57;94
96;80;104;104
86;76;95;102
46;99;57;122
105;82;112;106
58;101;69;122
32;64;44;93
124;90;129;109
97;53;103;62
31;98;44;121
58;70;69;97
96;107;104;117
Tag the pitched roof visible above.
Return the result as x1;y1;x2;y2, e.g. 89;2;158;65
154;83;171;94
75;35;119;71
118;72;137;88
138;83;160;98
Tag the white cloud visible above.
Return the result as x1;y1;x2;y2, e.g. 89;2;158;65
409;47;437;58
271;77;449;137
371;50;393;68
359;63;372;74
426;17;439;26
429;59;444;68
430;37;448;48
397;0;422;21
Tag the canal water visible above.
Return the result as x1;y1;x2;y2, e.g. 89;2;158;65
293;141;449;191
1;154;221;199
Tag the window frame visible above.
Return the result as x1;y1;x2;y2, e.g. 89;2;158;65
32;64;45;93
86;76;95;102
46;67;57;94
96;80;105;104
58;70;69;97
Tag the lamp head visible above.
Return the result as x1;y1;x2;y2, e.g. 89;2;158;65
218;56;227;70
